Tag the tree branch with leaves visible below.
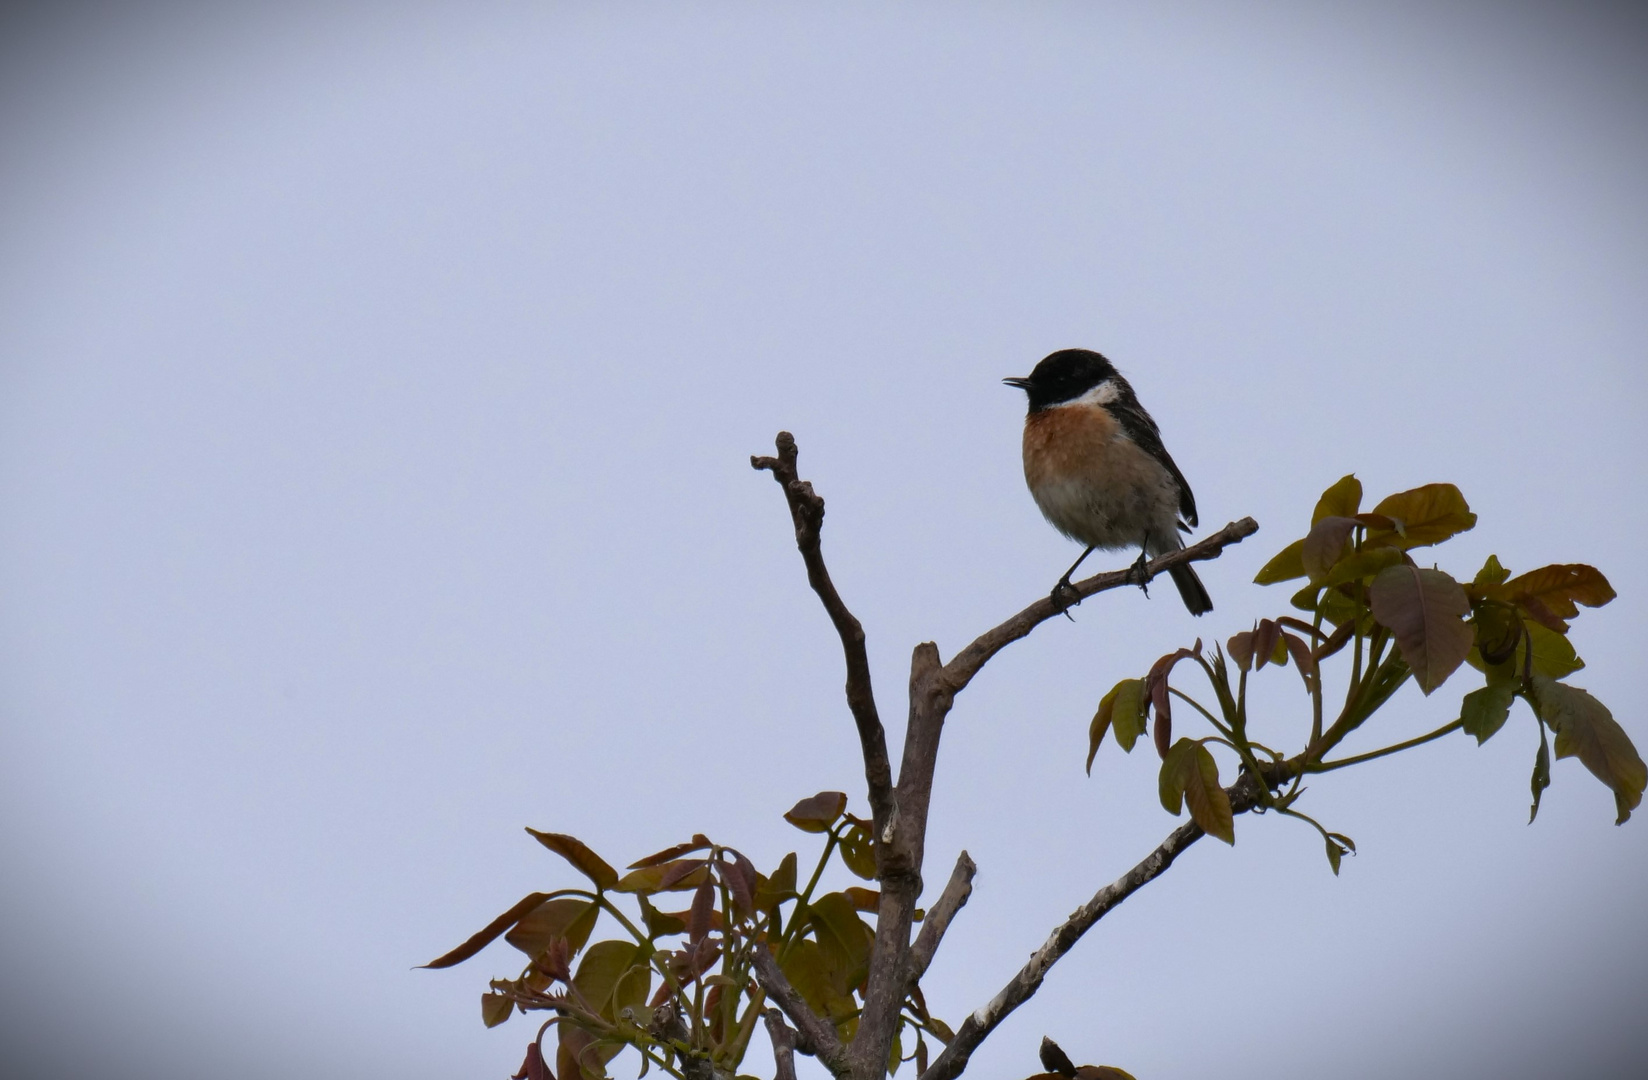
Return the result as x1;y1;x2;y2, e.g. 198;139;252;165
428;436;1640;1080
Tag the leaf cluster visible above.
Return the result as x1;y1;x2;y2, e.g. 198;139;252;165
426;794;953;1080
1088;476;1642;872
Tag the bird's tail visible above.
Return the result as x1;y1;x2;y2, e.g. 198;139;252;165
1169;562;1213;616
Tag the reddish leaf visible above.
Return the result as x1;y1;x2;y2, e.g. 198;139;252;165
687;876;715;944
1532;677;1647;825
513;1041;552;1080
720;850;758;917
1302;515;1358;582
656;859;710;891
1368;564;1473;694
1252;620;1283;670
423;891;552;969
1496;564;1616;631
1280;630;1316;693
1227;630;1255;673
627;835;712;869
526;830;619;891
505;897;598;958
1144;642;1200;759
784;791;848;833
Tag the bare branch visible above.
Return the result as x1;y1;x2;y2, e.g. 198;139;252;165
749;942;848;1076
918;772;1276;1080
753;432;896;840
763;1010;800;1080
852;642;946;1077
906;850;976;990
940;517;1261;696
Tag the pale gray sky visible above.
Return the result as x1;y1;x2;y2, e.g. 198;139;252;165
1;3;1645;1079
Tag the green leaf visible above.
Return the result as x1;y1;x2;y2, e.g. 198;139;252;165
559;1023;618;1080
1254;538;1306;585
526;830;620;892
1530;729;1551;825
574;940;642;1021
422;891;552;969
1109;678;1148;753
1366;483;1477;550
1323;831;1356;876
505;897;599;957
784;791;848;833
1090;678;1145;768
807;892;875;993
1461;683;1516;745
1471;553;1511;590
1368;565;1474;694
1531;677;1647;825
1319;547;1405;589
779;939;856;1021
838;822;878;880
481;992;514;1028
1157;738;1234;844
1469;601;1523;666
755;852;798;911
611;961;652;1023
638;894;685;939
1525;621;1584;678
1313;474;1363;524
1302;516;1358;582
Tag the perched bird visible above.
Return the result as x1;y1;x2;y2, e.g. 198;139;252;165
1005;348;1212;616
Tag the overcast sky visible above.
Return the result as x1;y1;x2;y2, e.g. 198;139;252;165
2;3;1645;1079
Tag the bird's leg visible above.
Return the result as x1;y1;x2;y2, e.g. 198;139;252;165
1127;539;1153;596
1051;545;1097;618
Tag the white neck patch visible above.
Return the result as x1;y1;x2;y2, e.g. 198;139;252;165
1054;378;1121;409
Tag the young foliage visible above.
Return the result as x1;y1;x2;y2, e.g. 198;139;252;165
1088;475;1642;869
428;792;953;1080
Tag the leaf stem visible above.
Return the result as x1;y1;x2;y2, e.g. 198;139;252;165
1308;719;1464;772
1167;686;1234;739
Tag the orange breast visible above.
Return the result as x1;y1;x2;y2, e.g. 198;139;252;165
1022;405;1122;489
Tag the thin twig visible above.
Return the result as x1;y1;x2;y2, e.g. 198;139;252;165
763;1009;800;1080
917;771;1278;1080
905;851;977;990
939;518;1261;697
748;942;847;1076
752;433;897;845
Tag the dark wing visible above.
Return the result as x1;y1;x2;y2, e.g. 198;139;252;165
1104;378;1198;529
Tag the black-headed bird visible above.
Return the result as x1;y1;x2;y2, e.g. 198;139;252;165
1005;348;1212;616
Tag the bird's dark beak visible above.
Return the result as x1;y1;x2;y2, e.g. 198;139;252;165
1002;376;1032;390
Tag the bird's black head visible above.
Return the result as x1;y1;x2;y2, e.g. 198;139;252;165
1003;348;1119;413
